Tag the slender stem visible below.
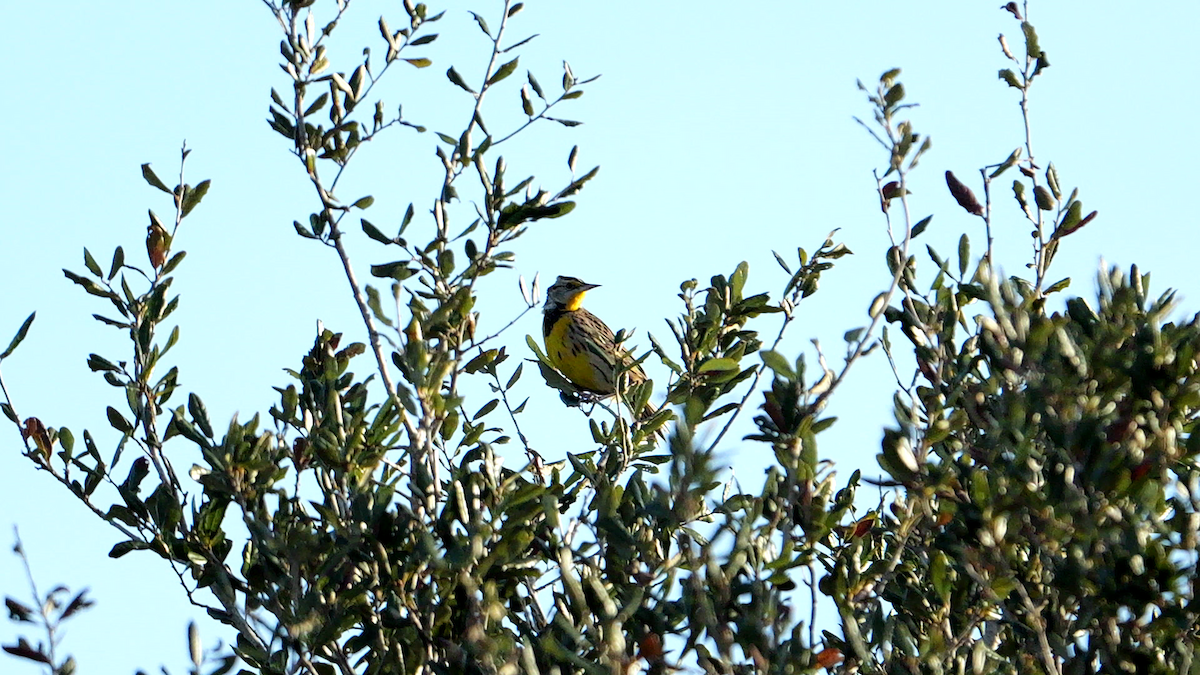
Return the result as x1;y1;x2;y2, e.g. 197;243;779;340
980;168;994;267
14;528;59;669
492;91;574;146
811;184;912;414
465;0;514;144
138;144;191;497
808;560;818;648
3;365;146;541
1015;578;1062;675
1018;2;1045;294
705;314;792;453
328;222;404;404
0;365;32;452
469;304;534;350
274;0;423;456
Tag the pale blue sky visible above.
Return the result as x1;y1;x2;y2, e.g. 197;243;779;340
2;2;1197;673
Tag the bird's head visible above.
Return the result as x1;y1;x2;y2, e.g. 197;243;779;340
544;275;599;312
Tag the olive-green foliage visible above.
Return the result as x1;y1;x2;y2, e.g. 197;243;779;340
3;3;1198;675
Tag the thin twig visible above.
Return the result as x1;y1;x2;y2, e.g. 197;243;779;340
2;368;143;540
1015;577;1062;675
0;365;32;452
12;528;58;662
980;168;995;267
811;177;914;414
705;315;792;453
470;304;535;350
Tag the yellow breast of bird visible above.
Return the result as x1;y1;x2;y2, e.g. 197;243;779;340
545;310;615;394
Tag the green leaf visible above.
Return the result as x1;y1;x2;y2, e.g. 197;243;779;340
465;349;498;374
1033;53;1051;76
496;201;576;229
410;34;437;46
1045;162;1061;199
1;312;35;360
561;61;575;90
884;83;904;106
181;179;211;217
141;164;171;193
931;550;950;599
83;248;102;276
120;457;150;497
1020;21;1041;58
469;11;491;36
1044;277;1071;294
108;246;125;281
107;406;133;435
365;285;395;328
404;58;432;68
63;269;113;299
161;252;186;276
811;416;837;433
361;219;392;244
527;71;544;99
58;427;74;456
772;251;791;274
109;540;151;559
989;147;1022;177
506;363;523;389
1012;180;1028;211
487;57;519;86
303;92;329;117
554;166;599;199
730;261;748;300
698;358;739;374
188;393;213;438
702;403;739;422
370;261;415;281
147;483;183;531
352;195;375;209
1034;186;1055;211
447;67;476;94
911;215;932;238
400;203;415;234
1056;201;1084;236
525;334;548;361
168;412;210;448
505;34;538;54
87;353;118;373
520;86;535;116
760;350;795;381
473;400;499;420
998;68;1021;89
957;234;970;277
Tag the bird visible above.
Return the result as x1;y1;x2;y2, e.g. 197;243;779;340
542;275;655;418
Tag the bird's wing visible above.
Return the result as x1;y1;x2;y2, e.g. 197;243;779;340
578;309;646;381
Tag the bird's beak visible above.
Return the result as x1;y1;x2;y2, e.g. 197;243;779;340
582;283;600;291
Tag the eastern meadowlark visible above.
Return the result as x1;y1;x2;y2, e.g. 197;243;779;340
542;275;653;415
